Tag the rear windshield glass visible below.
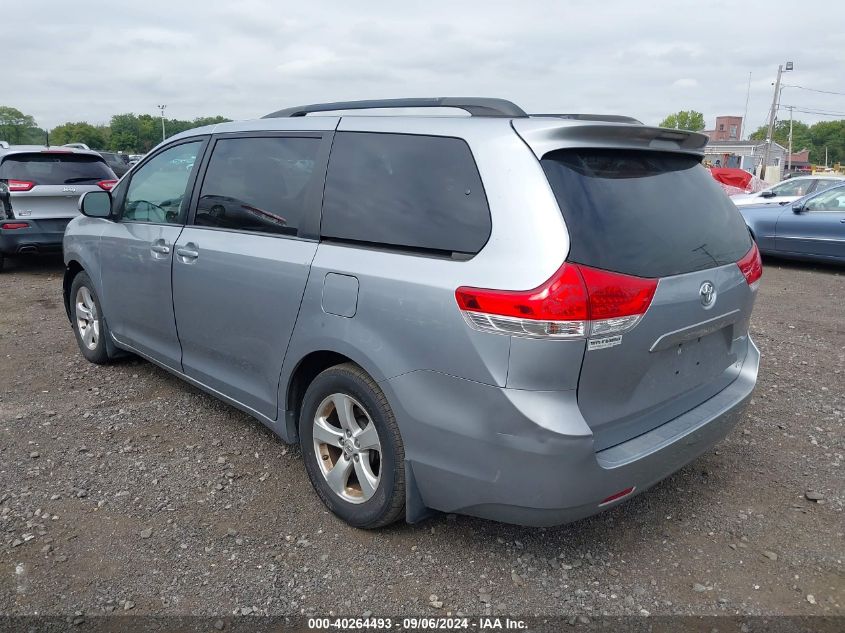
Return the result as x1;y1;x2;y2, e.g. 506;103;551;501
542;149;751;278
0;153;114;185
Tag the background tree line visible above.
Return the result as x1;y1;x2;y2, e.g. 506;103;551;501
0;106;230;153
659;109;845;166
5;103;843;165
747;119;845;166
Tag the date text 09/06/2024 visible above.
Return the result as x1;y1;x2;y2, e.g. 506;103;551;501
307;617;529;630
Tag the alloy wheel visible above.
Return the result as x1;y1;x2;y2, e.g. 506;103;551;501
75;286;100;351
312;393;382;504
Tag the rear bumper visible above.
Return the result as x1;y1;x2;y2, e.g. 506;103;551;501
0;218;70;255
386;337;759;526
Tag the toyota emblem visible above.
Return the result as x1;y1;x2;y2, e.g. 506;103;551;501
699;281;716;308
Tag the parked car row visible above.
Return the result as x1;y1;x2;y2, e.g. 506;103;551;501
0;144;157;269
60;144;139;176
0;145;117;270
740;182;845;264
62;98;762;529
98;151;132;177
731;174;844;207
704;168;845;263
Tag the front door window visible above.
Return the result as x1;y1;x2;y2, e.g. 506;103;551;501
121;142;202;224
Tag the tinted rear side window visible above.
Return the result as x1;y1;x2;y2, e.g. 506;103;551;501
195;136;321;236
542;149;751;278
321;132;490;255
0;153;114;184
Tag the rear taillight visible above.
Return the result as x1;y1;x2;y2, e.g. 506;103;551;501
8;179;35;192
97;180;118;191
456;264;589;338
455;263;657;339
737;241;763;289
1;222;29;230
578;266;658;336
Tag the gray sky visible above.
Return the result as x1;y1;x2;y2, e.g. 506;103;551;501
9;0;845;133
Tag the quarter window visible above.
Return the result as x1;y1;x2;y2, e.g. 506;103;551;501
122;141;202;224
321;132;491;255
194;136;320;236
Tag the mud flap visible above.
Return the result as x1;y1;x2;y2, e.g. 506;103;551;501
405;461;435;524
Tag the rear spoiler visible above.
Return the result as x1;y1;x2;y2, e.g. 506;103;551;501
512;119;708;159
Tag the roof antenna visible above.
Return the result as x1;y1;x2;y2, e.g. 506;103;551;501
741;71;751;140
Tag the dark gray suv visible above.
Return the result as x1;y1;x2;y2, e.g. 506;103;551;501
63;98;761;528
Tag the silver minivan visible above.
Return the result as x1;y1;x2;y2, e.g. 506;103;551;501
63;98;761;528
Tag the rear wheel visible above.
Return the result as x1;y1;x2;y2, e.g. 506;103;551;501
70;272;111;364
299;363;405;528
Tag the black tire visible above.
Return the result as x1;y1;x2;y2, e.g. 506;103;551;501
0;254;5;272
69;271;112;365
299;363;405;528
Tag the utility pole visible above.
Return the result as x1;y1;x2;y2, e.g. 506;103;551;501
787;105;793;173
761;61;793;180
157;104;167;143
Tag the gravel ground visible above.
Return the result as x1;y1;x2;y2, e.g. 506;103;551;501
0;254;842;619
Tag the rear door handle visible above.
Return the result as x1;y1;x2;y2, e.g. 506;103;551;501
176;243;199;262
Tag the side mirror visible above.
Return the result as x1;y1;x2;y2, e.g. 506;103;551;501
792;203;804;214
79;191;112;218
760;190;776;198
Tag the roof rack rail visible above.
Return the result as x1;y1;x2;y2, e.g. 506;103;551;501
531;113;643;125
263;97;528;119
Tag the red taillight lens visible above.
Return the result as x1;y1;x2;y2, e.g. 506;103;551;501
455;263;657;339
579;266;658;320
1;222;29;230
737;241;763;287
456;264;588;321
97;179;118;191
8;179;35;192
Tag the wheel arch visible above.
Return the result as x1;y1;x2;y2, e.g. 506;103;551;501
283;349;381;444
282;347;430;525
63;260;85;322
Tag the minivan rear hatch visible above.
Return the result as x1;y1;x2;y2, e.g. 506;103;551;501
523;131;758;451
0;152;115;220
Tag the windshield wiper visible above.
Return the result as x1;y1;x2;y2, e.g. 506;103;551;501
64;177;100;184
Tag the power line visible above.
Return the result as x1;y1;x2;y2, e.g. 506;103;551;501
779;104;845;118
782;83;845;97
